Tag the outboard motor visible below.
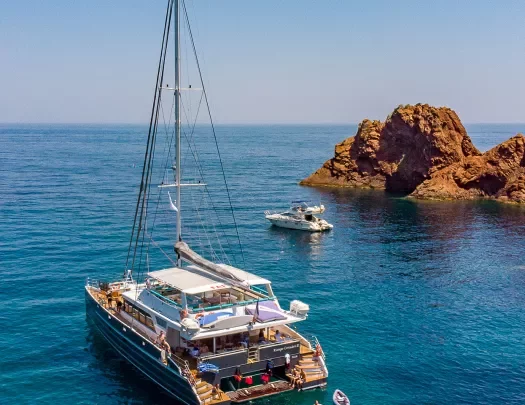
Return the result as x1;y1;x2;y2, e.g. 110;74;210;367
290;300;310;317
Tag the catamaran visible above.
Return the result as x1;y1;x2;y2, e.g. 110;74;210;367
85;1;328;404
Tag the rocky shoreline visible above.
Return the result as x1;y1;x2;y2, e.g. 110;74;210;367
300;104;525;204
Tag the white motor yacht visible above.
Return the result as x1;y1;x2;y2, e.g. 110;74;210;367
265;204;333;232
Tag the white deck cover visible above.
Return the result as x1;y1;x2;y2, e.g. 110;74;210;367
148;267;231;295
217;264;270;286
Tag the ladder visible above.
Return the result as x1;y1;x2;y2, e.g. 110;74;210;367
248;346;259;363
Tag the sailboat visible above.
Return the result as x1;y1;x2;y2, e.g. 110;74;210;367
84;1;328;404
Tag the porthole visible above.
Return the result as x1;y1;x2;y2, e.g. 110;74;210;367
142;341;146;346
123;327;127;332
108;315;111;320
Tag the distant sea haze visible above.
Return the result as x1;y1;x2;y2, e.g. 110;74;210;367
2;123;525;404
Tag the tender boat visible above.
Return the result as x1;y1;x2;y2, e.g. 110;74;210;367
333;389;350;405
85;1;328;404
264;201;333;232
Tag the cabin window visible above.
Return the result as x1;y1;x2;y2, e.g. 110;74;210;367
123;301;156;331
146;316;154;330
156;316;167;329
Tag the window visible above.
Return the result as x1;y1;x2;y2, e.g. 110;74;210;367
156;316;167;329
123;301;156;331
146;316;154;330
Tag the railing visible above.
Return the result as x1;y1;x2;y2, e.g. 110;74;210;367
198;297;259;312
250;285;272;297
310;335;325;360
150;289;183;309
169;353;199;389
150;289;274;313
86;277;100;289
308;334;329;378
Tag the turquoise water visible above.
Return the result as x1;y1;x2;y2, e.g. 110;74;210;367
2;123;525;404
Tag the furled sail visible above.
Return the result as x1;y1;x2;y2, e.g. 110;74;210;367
175;241;246;283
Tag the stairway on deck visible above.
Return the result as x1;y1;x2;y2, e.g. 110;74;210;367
287;353;327;387
195;378;227;404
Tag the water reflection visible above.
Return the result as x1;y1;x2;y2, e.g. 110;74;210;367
267;225;327;260
301;186;525;282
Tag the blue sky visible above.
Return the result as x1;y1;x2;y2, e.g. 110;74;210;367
2;0;525;124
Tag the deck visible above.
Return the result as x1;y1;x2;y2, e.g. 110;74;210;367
226;381;292;403
87;286;326;404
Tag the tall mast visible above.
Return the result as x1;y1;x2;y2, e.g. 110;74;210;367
174;0;182;260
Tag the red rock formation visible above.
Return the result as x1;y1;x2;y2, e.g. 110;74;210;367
300;104;525;203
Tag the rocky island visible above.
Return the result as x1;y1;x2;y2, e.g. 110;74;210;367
301;104;525;203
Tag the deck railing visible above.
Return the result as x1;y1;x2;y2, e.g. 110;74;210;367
86;277;100;289
308;334;329;378
150;288;277;314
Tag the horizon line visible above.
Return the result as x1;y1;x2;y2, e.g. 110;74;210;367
2;121;525;126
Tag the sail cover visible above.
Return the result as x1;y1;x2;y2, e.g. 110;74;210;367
175;241;246;283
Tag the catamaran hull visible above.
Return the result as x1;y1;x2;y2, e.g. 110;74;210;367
85;289;200;405
265;216;333;232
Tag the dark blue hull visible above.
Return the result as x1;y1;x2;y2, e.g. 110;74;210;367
85;288;199;405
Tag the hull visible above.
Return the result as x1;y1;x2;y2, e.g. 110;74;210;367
85;288;200;405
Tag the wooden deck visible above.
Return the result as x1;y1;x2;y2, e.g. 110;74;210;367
226;381;292;403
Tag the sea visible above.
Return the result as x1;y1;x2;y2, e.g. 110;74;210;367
2;123;525;405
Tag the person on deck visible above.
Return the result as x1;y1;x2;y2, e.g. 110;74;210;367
211;384;219;399
191;345;200;357
289;367;300;389
275;330;284;342
240;333;249;348
106;290;113;309
298;369;306;391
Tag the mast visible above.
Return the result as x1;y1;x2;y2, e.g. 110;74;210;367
174;0;182;262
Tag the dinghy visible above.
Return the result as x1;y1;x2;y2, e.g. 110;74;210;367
333;389;350;405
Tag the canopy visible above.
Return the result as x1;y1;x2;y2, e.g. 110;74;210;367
148;267;231;295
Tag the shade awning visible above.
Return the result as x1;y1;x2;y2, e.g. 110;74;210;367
148;267;231;295
217;264;270;286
